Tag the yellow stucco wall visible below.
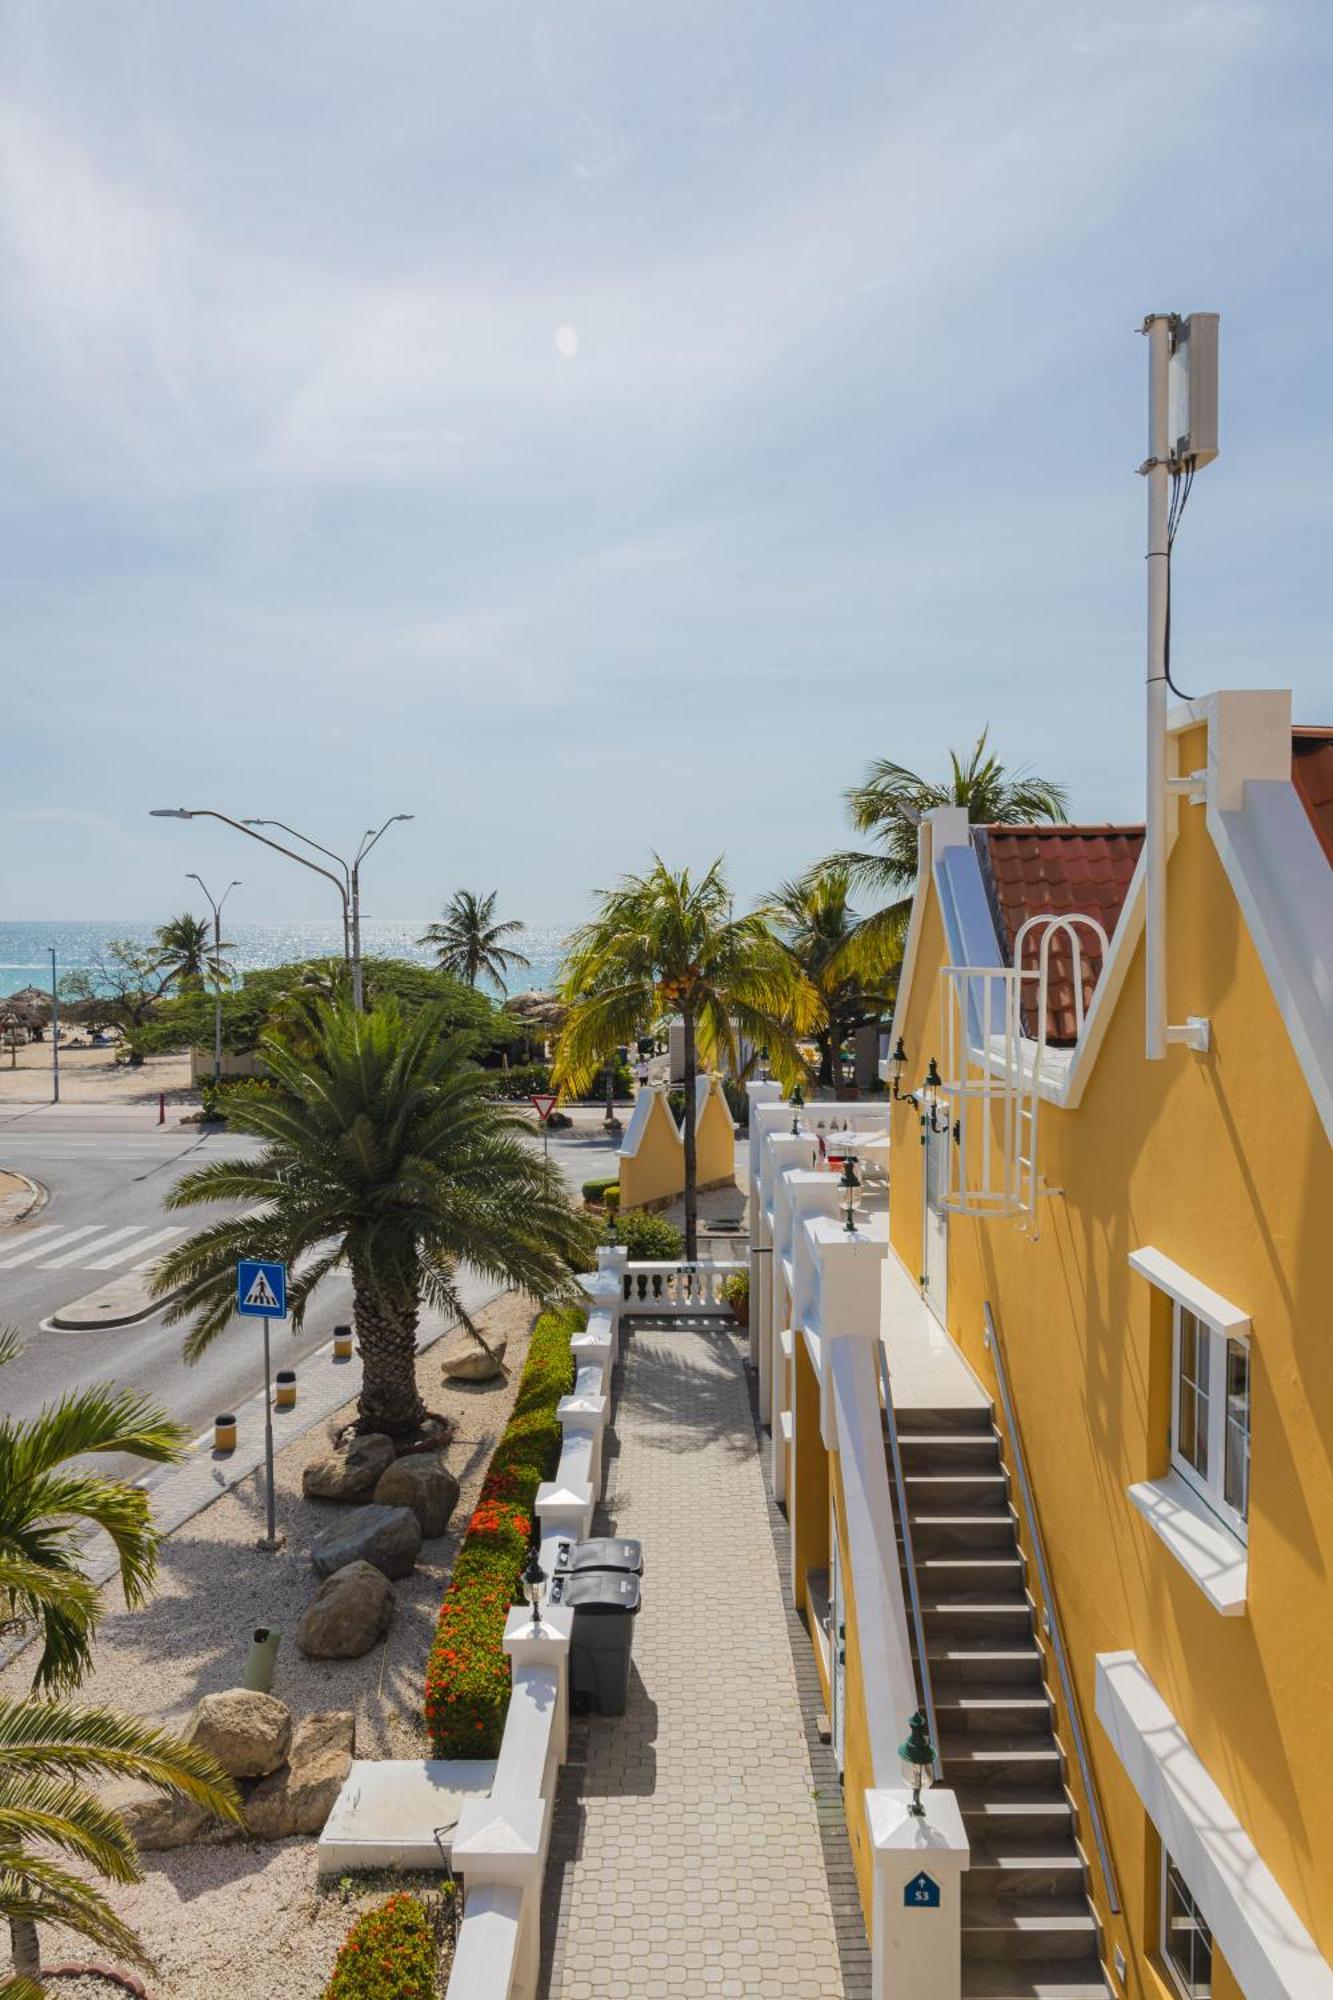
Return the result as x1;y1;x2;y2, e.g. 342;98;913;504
887;779;1333;1986
791;1335;827;1618
616;1087;683;1211
696;1076;737;1188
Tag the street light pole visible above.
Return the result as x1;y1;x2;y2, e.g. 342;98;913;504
243;814;413;1012
49;947;59;1105
187;874;241;1083
151;808;352;981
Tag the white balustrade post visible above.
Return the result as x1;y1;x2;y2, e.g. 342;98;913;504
867;1787;969;2000
451;1796;547;2000
502;1603;573;1780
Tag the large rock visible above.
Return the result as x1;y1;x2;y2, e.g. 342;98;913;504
441;1334;507;1383
302;1432;396;1502
245;1711;355;1840
188;1688;291;1779
311;1504;421;1582
297;1560;396;1659
118;1785;214;1852
372;1454;461;1539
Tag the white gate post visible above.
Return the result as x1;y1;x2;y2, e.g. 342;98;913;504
867;1787;969;2000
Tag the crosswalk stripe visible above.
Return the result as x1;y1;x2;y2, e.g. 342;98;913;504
40;1225;145;1270
93;1226;184;1270
0;1225;102;1269
0;1223;63;1264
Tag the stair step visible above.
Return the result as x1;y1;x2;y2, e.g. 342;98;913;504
898;1432;1003;1470
963;1899;1101;1961
934;1692;1053;1736
968;1855;1088;1901
962;1800;1077;1833
895;1405;996;1434
962;1958;1111;1997
923;1598;1033;1627
928;1647;1045;1687
906;1473;1011;1505
948;1753;1068;1801
909;1556;1027;1580
908;1513;1019;1554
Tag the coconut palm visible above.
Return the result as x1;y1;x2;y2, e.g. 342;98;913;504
765;871;898;1092
150;999;592;1440
418;890;530;993
0;1331;241;1988
816;729;1070;967
152;914;230;995
554;859;815;1260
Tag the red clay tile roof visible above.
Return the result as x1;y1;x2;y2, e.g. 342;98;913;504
976;825;1144;1046
1292;727;1333;868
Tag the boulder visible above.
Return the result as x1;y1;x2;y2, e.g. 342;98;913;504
302;1432;396;1502
118;1785;214;1852
188;1688;291;1779
372;1454;461;1539
311;1504;421;1581
441;1335;507;1383
297;1560;396;1659
245;1711;355;1839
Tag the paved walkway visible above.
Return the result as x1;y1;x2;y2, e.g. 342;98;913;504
542;1323;848;1999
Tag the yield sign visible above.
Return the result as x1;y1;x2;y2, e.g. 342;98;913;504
531;1094;559;1123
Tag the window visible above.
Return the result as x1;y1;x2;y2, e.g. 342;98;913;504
1162;1850;1213;1999
1172;1303;1249;1542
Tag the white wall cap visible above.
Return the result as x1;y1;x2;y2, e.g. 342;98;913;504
1127;1246;1250;1334
867;1785;970;1861
503;1605;573;1659
1167;688;1293;811
557;1389;608;1426
747;1079;783;1104
1096;1651;1333;2000
922;804;971;852
596;1244;628;1271
535;1478;595;1511
451;1795;546;1882
1127;1473;1247;1615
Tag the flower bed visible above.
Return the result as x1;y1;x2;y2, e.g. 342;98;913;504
322;1894;438;2000
423;1305;579;1756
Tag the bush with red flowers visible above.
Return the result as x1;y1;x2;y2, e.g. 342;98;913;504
323;1892;438;1999
423;1305;579;1756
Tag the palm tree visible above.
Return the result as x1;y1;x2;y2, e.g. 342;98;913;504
554;859;815;1260
817;729;1070;967
418;891;530;993
765;871;898;1093
151;1000;592;1440
0;1332;241;1987
152;914;229;995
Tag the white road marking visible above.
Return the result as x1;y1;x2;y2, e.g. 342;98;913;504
0;1225;102;1268
88;1226;184;1270
40;1225;145;1269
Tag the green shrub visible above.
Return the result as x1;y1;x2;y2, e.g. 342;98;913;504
581;1175;619;1204
480;1061;553;1101
722;1268;749;1309
577;1061;633;1103
609;1210;683;1261
603;1184;620;1215
322;1892;440;1999
423;1306;579;1756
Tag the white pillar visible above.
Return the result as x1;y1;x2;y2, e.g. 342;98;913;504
867;1787;970;2000
451;1795;547;2000
746;1081;782;1374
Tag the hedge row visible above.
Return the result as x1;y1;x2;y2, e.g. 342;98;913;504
322;1893;439;1999
423;1304;580;1757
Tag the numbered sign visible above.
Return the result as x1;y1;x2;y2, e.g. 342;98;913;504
904;1870;941;1910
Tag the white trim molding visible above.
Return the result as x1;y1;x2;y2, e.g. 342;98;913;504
1096;1651;1333;2000
1127;1246;1250;1335
1126;1472;1247;1616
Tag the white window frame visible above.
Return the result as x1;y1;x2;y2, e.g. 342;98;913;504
1170;1301;1250;1544
1161;1846;1215;2000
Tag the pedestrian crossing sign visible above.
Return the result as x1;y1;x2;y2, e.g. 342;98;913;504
237;1258;287;1319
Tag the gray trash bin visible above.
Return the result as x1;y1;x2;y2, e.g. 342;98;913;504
551;1569;641;1716
553;1536;643;1578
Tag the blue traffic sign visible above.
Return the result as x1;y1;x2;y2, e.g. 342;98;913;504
237;1259;288;1319
904;1871;941;1909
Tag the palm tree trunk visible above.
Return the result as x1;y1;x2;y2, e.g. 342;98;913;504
352;1276;428;1439
682;1005;698;1263
10;1912;41;1981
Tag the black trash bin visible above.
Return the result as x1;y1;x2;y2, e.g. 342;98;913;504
551;1569;641;1716
552;1536;643;1578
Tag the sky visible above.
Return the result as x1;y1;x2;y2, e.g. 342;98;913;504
2;0;1332;928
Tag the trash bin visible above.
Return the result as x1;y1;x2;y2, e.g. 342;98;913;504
552;1536;643;1578
551;1569;641;1716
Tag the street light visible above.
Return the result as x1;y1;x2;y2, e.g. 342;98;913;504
187;874;241;1083
49;947;59;1105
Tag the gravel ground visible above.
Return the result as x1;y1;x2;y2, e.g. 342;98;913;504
2;1290;537;1997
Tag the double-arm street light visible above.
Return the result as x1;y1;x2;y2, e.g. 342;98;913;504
187;873;241;1082
150;808;413;1010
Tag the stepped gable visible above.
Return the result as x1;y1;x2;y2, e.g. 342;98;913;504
974;824;1143;1046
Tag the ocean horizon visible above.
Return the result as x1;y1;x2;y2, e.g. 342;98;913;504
0;919;570;1001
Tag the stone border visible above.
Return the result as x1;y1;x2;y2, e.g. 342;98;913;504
0;1169;46;1229
46;1964;152;1996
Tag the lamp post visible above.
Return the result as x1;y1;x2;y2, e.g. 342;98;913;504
521;1546;547;1631
49;947;59;1105
187;874;240;1083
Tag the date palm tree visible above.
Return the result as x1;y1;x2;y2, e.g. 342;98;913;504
0;1332;241;1990
152;913;230;995
418;890;530;993
816;729;1070;966
554;859;815;1259
765;871;898;1092
151;999;592;1440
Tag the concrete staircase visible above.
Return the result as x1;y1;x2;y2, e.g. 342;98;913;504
890;1405;1111;2000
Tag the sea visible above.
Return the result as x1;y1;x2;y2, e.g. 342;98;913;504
0;920;570;1001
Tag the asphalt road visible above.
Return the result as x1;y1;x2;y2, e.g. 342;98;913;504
0;1102;620;1441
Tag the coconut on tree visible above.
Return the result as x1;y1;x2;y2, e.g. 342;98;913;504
554;859;814;1261
151;998;592;1441
0;1331;240;1989
418;890;530;993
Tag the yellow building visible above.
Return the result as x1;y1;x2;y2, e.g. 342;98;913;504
753;691;1333;1999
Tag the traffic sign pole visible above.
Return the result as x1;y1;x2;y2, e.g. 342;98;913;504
236;1259;289;1552
260;1318;280;1551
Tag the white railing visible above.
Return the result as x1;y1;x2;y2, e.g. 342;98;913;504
619;1258;745;1313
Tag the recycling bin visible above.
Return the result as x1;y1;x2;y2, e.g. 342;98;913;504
550;1569;642;1716
552;1536;643;1579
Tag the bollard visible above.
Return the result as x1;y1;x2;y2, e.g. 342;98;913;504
274;1368;296;1411
242;1625;281;1693
214;1412;237;1453
158;1091;166;1125
332;1325;354;1361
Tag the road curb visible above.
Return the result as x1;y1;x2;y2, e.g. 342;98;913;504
51;1272;183;1331
0;1169;47;1229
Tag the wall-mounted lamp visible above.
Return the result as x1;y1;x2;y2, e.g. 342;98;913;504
790;1083;805;1135
839;1155;862;1232
898;1708;937;1817
521;1546;546;1631
889;1036;908;1100
920;1056;950;1136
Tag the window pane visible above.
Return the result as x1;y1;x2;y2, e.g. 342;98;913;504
1164;1855;1214;1999
1177;1310;1210;1478
1225;1341;1250;1521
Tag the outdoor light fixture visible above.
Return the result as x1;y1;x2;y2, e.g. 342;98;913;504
521;1547;546;1630
898;1708;936;1817
839;1155;861;1232
889;1036;908;1099
921;1056;949;1136
791;1083;805;1134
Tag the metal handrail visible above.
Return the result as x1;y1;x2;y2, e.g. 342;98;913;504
983;1301;1122;1913
877;1347;942;1779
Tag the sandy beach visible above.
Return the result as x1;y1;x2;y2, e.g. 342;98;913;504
0;1044;192;1106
